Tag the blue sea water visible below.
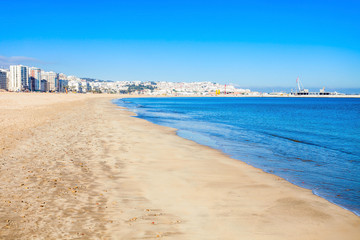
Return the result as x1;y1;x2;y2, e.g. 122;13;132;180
114;97;360;216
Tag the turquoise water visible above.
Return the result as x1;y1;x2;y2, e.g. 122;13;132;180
114;97;360;216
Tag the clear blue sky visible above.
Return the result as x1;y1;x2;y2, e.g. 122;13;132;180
1;0;359;88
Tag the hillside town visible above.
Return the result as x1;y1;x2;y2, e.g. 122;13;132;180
0;64;252;96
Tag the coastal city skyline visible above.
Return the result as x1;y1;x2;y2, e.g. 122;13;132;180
0;64;245;95
1;0;359;89
3;63;358;95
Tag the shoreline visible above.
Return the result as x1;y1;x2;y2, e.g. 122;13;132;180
116;97;360;217
1;93;359;239
108;97;360;239
1;91;360;98
126;94;360;98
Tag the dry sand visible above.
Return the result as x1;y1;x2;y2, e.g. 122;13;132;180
0;92;359;240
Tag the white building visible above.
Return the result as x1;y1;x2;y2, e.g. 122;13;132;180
41;71;59;92
9;65;29;91
29;67;41;91
67;80;81;92
80;80;90;93
59;73;67;80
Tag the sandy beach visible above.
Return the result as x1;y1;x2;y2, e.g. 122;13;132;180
0;93;359;240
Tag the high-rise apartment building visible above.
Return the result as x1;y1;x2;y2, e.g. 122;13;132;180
41;79;49;92
41;71;59;92
29;67;41;91
58;79;68;92
9;65;29;91
0;69;9;90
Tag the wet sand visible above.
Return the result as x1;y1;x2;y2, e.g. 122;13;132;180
0;92;359;239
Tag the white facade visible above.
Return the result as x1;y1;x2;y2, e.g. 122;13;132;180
67;80;81;92
59;73;67;80
80;80;90;93
41;71;59;91
9;65;28;91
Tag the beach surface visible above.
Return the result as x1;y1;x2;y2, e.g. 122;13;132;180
0;92;359;240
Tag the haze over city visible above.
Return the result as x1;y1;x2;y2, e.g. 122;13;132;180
1;0;359;90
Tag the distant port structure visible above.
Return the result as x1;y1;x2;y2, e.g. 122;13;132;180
291;77;337;96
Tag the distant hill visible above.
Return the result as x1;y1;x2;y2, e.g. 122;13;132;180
81;77;113;82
